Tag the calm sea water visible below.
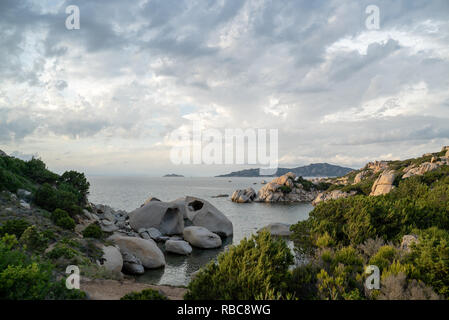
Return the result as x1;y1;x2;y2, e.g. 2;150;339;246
88;176;313;286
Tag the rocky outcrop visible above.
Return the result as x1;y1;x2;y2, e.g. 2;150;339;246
183;226;222;249
91;204;129;233
255;172;318;203
231;188;256;203
165;240;192;255
129;201;184;235
142;196;161;207
312;190;357;205
353;170;372;184
184;196;233;237
99;245;123;274
400;234;419;252
402;161;446;179
121;252;145;275
370;170;397;196
258;223;292;237
365;161;389;174
108;235;165;269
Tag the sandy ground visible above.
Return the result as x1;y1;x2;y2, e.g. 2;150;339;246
80;277;187;300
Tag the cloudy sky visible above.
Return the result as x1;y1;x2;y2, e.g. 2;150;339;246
1;0;449;176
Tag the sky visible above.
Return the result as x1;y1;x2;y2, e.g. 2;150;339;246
1;0;449;176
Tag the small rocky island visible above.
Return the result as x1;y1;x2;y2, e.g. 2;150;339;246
231;172;319;203
163;174;184;177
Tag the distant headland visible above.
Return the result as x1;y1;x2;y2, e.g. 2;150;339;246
216;163;354;177
163;173;184;177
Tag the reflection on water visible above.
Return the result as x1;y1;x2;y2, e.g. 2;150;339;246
88;176;313;286
135;237;234;286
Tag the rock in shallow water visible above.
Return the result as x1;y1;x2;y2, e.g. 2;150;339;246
185;196;233;237
183;226;222;249
165;240;192;255
129;201;184;235
108;234;165;269
121;251;145;275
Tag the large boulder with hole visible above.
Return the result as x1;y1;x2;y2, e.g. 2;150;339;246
129;201;184;235
108;235;165;269
170;197;188;219
184;196;233;237
165;240;192;255
99;245;123;274
183;226;222;249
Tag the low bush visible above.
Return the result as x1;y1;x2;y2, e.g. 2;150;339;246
185;231;293;300
120;288;167;300
82;223;103;239
0;219;31;238
19;226;48;252
51;209;75;230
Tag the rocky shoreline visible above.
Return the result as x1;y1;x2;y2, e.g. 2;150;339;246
232;172;319;203
80;196;234;277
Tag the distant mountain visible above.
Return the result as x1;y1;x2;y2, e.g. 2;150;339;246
163;173;184;177
216;163;354;178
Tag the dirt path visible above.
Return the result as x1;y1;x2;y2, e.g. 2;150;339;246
80;278;187;300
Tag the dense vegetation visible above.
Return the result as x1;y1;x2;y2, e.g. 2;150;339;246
186;164;449;300
186;231;294;300
0;154;110;300
0;233;86;299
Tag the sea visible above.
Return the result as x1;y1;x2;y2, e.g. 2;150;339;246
87;176;313;286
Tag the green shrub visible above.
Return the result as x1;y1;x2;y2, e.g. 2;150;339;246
369;246;397;272
19;226;48;252
406;227;449;298
0;234;85;300
120;288;167;300
82;223;103;239
0;219;31;238
51;209;76;230
46;244;79;260
278;185;291;193
59;171;90;203
185;231;293;300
